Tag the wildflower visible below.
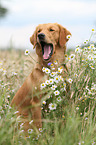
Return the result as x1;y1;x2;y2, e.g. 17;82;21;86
49;103;57;110
65;54;67;57
39;128;43;132
90;44;94;49
40;83;46;90
75;48;81;53
20;123;24;129
62;115;65;118
12;72;18;76
63;82;66;87
54;60;58;65
3;70;7;75
42;67;46;72
58;67;63;73
76;107;79;110
80;113;82;115
48;95;51;99
59;76;64;81
47;62;52;66
87;55;94;61
85;117;88;120
74;73;78;78
49;79;54;84
28;129;33;134
66;78;73;84
45;68;50;74
7;95;10;98
45;80;50;85
84;41;87;44
29;120;33;124
69;54;75;60
92;28;94;31
89;64;95;69
25;49;30;55
84;47;88;52
0;62;3;66
51;67;55;70
14;111;19;114
42;101;46;105
19;130;24;134
54;75;60;83
57;96;62;102
0;67;3;71
92;141;95;145
50;63;54;67
50;72;56;77
66;35;71;39
54;90;60;96
51;85;57;90
41;107;43;110
91;83;96;90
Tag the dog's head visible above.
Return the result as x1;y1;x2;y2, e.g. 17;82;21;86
30;23;71;62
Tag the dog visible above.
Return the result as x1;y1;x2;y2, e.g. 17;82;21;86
11;23;71;131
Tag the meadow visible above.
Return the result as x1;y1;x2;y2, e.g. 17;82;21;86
0;30;96;145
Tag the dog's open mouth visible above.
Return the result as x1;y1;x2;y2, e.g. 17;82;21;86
40;42;53;61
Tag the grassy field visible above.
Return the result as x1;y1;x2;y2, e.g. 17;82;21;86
0;31;96;145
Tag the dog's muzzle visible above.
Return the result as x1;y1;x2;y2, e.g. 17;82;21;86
38;33;53;61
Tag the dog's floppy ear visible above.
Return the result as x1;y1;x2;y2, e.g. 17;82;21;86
30;30;37;49
58;24;71;47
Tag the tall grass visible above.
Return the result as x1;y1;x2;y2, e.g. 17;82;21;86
0;30;96;145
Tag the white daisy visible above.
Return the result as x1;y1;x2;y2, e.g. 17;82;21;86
66;78;73;84
25;49;30;55
54;60;58;65
50;72;56;77
66;35;71;39
28;129;33;134
45;68;51;74
42;67;46;72
75;48;81;53
39;128;43;132
49;103;57;110
87;55;94;61
58;67;63;73
63;82;66;87
49;79;54;85
45;80;50;85
89;63;95;69
42;101;46;105
76;107;79;110
51;85;57;90
40;83;46;89
54;90;60;96
59;76;64;81
54;75;60;83
48;95;52;99
74;73;78;78
69;54;75;60
57;96;62;102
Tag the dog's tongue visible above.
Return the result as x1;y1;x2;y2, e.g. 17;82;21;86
43;45;51;60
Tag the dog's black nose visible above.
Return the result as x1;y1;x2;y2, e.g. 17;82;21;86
38;33;45;40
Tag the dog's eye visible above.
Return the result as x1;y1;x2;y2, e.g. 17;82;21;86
38;30;41;33
49;28;55;32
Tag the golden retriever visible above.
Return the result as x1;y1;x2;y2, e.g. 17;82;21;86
11;23;71;131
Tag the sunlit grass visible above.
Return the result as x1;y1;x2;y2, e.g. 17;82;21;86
0;30;96;145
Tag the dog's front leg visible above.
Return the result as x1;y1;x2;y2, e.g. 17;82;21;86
30;96;42;128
